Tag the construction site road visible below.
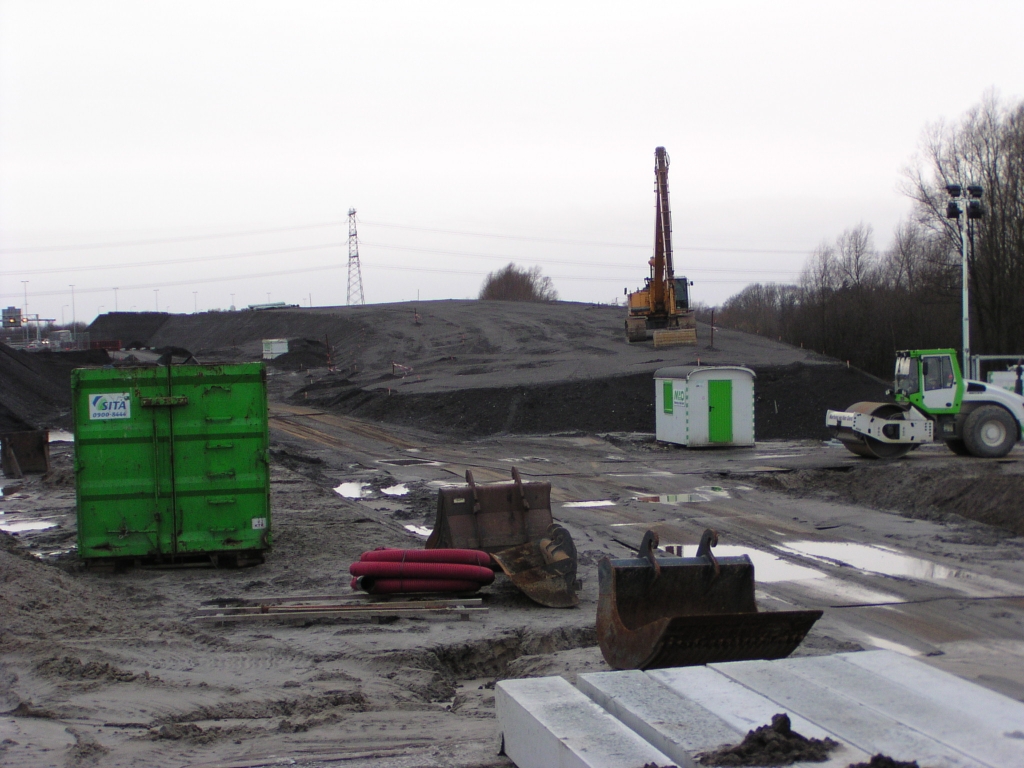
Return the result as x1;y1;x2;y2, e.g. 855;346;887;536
3;412;1023;768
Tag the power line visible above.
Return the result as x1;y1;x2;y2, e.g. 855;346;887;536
0;261;790;302
0;242;346;277
0;221;346;254
359;219;813;255
0;217;812;256
0;238;803;278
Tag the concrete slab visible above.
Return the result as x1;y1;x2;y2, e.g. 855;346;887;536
840;649;1024;738
577;669;739;768
710;658;991;767
769;653;1024;766
578;668;866;768
495;676;677;768
647;664;842;742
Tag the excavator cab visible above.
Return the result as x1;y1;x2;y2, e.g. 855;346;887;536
673;277;690;311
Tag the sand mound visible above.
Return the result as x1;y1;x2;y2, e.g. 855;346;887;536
0;532;128;652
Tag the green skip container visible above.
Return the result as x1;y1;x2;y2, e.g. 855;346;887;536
72;363;271;565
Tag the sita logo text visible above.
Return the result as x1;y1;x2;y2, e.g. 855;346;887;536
89;393;131;420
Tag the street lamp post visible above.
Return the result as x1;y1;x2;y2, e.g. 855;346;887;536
69;285;76;344
945;183;985;380
114;287;119;312
21;281;29;341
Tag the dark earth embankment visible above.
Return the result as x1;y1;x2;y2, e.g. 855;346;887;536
294;362;888;440
0;345;110;432
758;461;1024;536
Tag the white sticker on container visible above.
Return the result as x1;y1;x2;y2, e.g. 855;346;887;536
251;517;267;530
88;392;131;420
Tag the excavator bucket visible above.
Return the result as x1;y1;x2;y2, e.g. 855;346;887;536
426;468;579;608
597;530;822;670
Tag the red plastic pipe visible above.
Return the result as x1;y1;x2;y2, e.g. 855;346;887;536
361;548;493;567
349;561;495;584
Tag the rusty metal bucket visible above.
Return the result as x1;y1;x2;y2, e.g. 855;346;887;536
0;430;51;478
427;468;579;608
597;530;821;669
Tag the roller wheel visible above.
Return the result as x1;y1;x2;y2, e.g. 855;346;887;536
841;402;912;460
962;406;1018;458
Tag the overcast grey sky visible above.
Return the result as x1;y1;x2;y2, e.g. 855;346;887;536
2;1;1024;323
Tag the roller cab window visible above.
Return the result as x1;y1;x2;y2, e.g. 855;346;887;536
895;356;919;395
922;355;955;391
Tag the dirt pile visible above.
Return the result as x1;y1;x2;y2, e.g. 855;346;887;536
697;713;839;765
757;460;1024;535
754;363;887;439
267;338;331;370
0;345;109;431
0;531;132;653
848;757;920;768
87;311;171;347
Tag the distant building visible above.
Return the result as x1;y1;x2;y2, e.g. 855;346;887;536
2;306;22;328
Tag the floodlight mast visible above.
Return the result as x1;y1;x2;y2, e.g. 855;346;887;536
945;183;985;378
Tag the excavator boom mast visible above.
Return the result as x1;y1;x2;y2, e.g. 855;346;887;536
652;146;673;311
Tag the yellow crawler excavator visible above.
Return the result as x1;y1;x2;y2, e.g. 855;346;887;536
625;146;696;343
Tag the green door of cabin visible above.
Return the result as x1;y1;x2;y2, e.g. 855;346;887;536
707;379;733;443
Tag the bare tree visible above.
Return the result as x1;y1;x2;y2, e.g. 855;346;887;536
902;92;1024;353
478;263;558;302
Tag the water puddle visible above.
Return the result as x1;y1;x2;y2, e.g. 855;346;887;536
334;482;370;499
499;456;551;463
381;484;409;496
0;519;58;533
663;544;825;583
404;525;433;538
634;493;709;504
752;453;802;460
31;548;75;560
777;541;964;581
49;430;75;442
377;458;440;467
799;576;904;606
859;634;922;657
562;500;616;508
607;471;675;478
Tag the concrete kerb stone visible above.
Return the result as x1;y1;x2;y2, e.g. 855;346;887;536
495;676;677;768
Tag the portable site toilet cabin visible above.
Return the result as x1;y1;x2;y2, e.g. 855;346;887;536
655;366;756;447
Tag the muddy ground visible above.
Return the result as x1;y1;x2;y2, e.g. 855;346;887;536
1;302;1023;767
3;428;1024;768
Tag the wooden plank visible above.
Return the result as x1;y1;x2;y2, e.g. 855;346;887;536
709;659;988;767
194;606;487;623
196;597;483;614
774;655;1024;768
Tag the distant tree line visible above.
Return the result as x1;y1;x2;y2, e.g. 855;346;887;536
716;93;1024;379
